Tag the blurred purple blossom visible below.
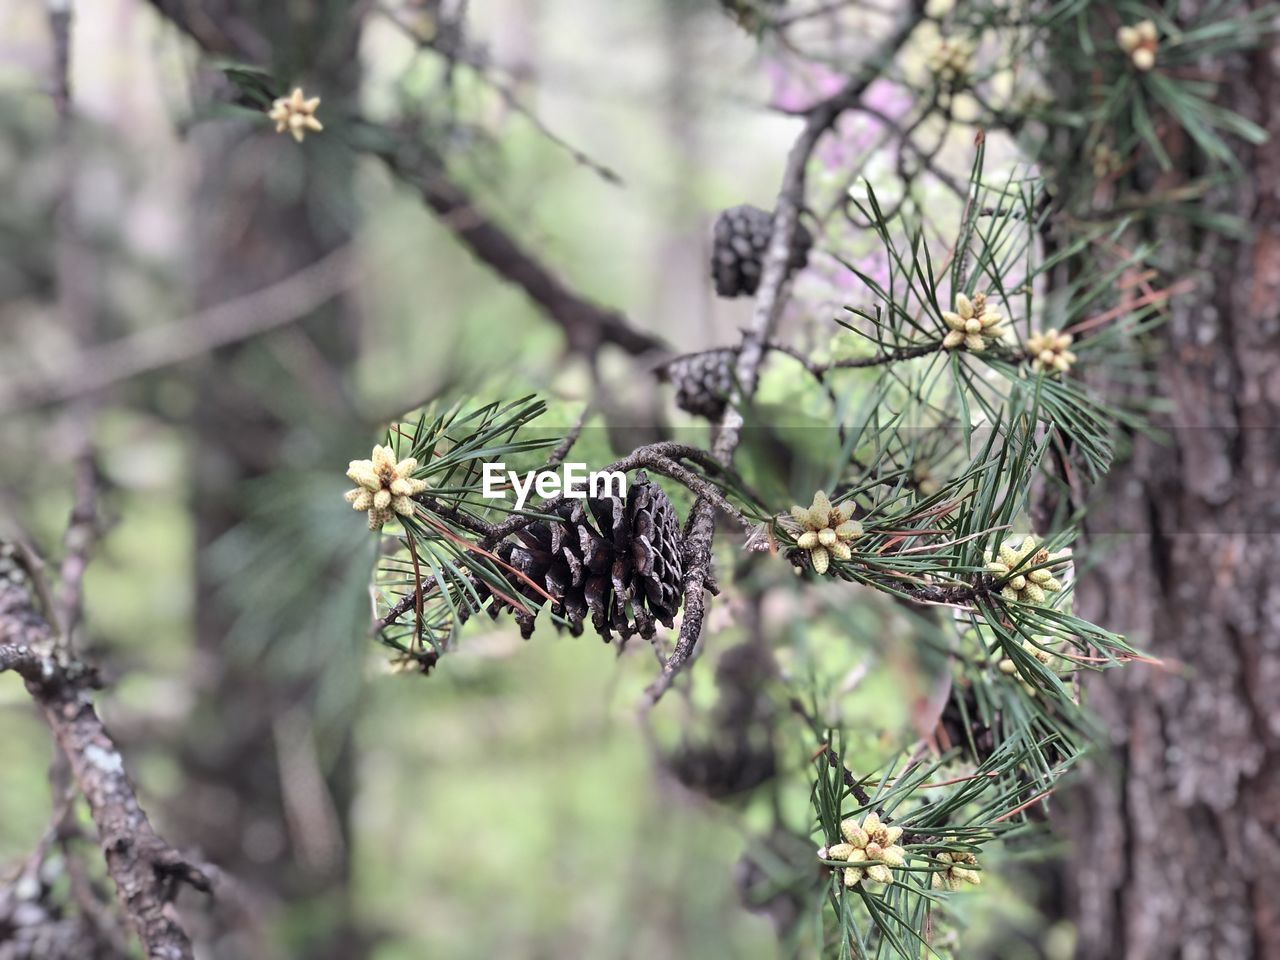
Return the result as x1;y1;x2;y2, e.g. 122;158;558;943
765;56;913;170
814;250;892;299
817;80;914;169
765;57;935;326
764;56;847;111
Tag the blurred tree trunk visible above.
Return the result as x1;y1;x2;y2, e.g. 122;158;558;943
174;7;367;959
1059;17;1280;958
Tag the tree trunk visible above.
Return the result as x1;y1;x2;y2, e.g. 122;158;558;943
173;8;367;959
1059;13;1280;958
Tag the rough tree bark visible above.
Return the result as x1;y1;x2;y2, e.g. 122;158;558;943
1058;9;1280;958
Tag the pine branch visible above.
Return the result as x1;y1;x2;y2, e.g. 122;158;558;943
140;0;662;361
373;439;755;640
765;338;942;376
0;553;208;960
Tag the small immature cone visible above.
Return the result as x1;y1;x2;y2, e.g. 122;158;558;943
941;291;1007;353
931;838;982;891
819;812;908;888
1116;20;1158;71
789;490;861;575
998;636;1071;695
344;443;428;530
1025;329;1077;374
983;535;1068;605
268;87;324;142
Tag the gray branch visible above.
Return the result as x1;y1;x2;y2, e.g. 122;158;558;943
639;0;928;710
0;555;208;960
370;136;667;358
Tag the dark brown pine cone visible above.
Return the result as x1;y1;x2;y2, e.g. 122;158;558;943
656;348;738;420
475;472;685;643
711;204;813;298
666;642;779;799
938;681;997;764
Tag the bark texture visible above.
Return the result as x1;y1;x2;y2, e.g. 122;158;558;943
1059;10;1280;957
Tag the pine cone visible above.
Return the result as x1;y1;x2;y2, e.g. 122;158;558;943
939;680;1070;769
938;682;997;764
667;642;779;799
657;348;737;420
711;204;813;298
477;472;685;642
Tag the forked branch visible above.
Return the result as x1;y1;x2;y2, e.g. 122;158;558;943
639;0;928;709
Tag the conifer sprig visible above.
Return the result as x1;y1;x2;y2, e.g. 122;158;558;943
338;2;1264;953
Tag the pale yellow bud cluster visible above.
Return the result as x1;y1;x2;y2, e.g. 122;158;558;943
1091;142;1124;179
983;535;1067;604
931;839;981;891
345;444;429;530
818;812;907;887
268;87;324;142
1117;20;1159;71
912;462;941;497
927;37;975;87
789;491;862;575
1025;329;1078;374
941;292;1007;352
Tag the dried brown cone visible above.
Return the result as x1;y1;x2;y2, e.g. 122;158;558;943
712;204;813;298
474;472;685;643
666;641;779;799
657;348;738;419
938;679;1072;769
937;681;997;764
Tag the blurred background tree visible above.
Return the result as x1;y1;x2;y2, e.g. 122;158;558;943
0;1;1277;959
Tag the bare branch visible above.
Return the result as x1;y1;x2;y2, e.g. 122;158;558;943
46;0;105;650
142;0;264;59
543;403;593;470
47;1;71;112
370;136;666;358
376;4;624;185
0;245;357;414
640;0;928;710
0;551;207;960
54;455;102;647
